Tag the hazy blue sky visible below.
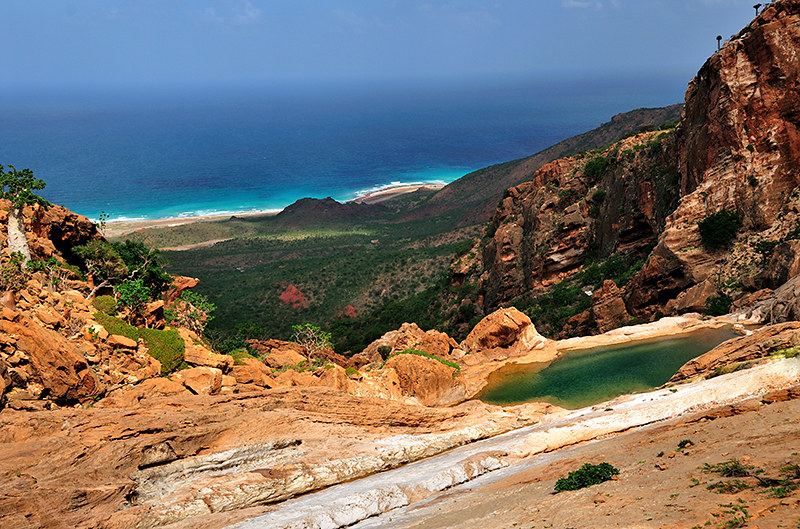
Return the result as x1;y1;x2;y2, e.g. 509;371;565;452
3;0;759;89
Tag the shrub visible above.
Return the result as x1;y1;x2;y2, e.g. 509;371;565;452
92;295;117;316
171;290;216;334
583;156;607;182
592;188;607;203
345;366;358;377
0;252;26;292
291;323;333;360
228;347;257;365
704;294;732;316
554;462;620;492
698;210;742;250
376;345;393;359
114;278;151;322
111;240;172;295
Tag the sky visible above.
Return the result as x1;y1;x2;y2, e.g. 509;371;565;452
2;0;761;90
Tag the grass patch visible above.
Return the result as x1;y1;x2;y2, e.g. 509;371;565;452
382;348;460;371
94;312;184;374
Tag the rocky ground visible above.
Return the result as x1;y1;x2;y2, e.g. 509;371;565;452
355;391;800;529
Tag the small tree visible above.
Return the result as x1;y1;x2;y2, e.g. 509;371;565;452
168;290;216;334
290;323;332;365
717;35;723;51
114;278;151;324
74;240;129;299
0;164;51;262
754;3;762;16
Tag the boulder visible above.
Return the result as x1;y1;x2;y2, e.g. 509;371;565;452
231;358;274;387
312;365;350;392
0;315;102;402
362;323;458;361
463;307;546;357
347;352;379;370
108;334;138;349
165;276;200;304
247;339;307;368
179;329;233;372
180;367;222;395
761;240;800;289
382;353;467;407
591;280;630;333
667;279;719;314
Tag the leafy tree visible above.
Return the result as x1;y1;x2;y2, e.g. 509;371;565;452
167;290;216;334
291;323;332;364
0;164;51;262
74;240;129;299
114;278;151;323
111;240;172;295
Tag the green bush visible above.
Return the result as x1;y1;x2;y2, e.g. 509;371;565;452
228;347;258;365
345;366;358;377
583;156;607;182
698;210;742;250
92;295;117;316
554;462;620;492
376;345;393;359
94;312;184;374
704;294;732;316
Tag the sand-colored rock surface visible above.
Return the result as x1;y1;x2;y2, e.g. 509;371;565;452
0;387;553;529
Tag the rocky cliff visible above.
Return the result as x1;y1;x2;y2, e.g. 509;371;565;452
458;0;800;337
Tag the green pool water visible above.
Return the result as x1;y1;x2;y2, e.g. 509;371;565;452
477;326;740;409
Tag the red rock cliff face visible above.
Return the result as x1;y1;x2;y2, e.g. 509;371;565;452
456;0;800;336
626;0;800;315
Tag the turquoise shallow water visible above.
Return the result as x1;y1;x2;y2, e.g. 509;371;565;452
0;76;685;221
477;326;740;409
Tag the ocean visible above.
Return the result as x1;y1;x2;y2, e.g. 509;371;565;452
0;75;686;222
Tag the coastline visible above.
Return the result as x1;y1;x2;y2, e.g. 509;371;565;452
103;182;445;238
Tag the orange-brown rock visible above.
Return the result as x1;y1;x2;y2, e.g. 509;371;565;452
563;280;631;337
670;321;800;382
667;279;719;315
232;358;274;387
247;339;307;368
95;377;191;407
180;328;233;371
107;333;138;349
761;240;800;289
382;353;466;406
627;1;800;316
363;322;459;360
180;367;223;395
463;308;546;358
0;314;102;403
165;275;199;304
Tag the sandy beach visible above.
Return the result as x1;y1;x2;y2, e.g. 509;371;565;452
103;183;445;238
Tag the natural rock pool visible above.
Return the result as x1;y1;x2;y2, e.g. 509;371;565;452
477;326;740;409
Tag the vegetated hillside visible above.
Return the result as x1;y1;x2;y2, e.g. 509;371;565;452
454;0;800;338
156;116;689;353
412;104;683;225
163;210;479;354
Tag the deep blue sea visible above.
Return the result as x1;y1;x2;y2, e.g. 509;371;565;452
0;76;686;222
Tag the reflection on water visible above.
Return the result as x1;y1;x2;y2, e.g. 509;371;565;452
477;326;740;409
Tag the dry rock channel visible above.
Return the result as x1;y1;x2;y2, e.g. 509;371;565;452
228;358;800;529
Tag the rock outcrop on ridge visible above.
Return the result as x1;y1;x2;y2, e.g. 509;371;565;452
454;0;800;337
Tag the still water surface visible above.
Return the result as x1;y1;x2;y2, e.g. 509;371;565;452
478;326;740;409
